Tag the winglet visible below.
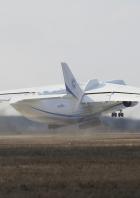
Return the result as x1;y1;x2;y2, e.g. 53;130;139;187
61;62;83;100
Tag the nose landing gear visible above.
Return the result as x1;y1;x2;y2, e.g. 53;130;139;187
111;110;124;118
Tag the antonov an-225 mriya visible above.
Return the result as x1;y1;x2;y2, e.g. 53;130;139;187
0;63;139;127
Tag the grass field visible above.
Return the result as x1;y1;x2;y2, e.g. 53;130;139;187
0;134;140;198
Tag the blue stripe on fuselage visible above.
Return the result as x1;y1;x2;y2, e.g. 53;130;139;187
32;106;82;119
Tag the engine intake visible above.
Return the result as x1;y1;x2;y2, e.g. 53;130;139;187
123;101;138;107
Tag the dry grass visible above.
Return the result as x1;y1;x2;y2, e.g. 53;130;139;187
0;141;139;198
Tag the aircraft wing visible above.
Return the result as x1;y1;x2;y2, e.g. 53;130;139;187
82;92;140;103
83;82;140;103
0;86;66;102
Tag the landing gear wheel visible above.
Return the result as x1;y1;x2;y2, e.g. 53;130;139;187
118;112;124;117
121;113;124;117
112;112;117;117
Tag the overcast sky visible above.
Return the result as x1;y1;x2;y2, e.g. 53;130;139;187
0;0;139;90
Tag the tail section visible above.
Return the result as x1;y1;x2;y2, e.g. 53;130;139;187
61;62;83;100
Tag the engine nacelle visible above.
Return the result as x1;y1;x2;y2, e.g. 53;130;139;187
123;101;138;107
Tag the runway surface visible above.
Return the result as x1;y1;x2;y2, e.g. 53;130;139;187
0;132;140;198
0;132;140;146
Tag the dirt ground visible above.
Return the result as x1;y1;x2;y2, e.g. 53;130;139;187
0;133;140;198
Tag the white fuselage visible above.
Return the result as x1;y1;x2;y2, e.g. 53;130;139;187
10;91;123;125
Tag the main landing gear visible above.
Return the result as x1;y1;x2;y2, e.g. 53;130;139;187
111;110;124;118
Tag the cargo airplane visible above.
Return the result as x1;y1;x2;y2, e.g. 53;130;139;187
0;63;139;127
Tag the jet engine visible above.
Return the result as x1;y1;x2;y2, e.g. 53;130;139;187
123;101;138;107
